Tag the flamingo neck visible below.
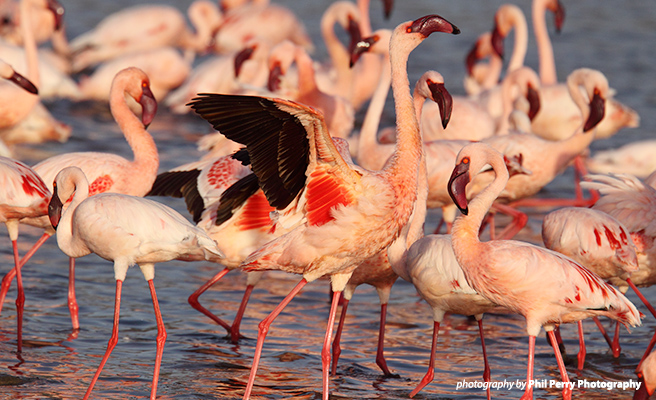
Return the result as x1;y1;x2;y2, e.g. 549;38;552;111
321;9;352;96
109;87;159;181
294;48;319;97
357;0;372;36
19;0;39;85
533;0;557;85
357;51;391;169
507;10;528;73
57;173;91;258
452;154;509;260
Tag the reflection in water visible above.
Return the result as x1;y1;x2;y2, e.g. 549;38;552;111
1;0;656;399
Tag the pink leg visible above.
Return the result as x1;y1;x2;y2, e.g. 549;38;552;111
520;336;535;400
230;284;255;344
547;330;572;399
409;321;439;398
592;316;616;354
577;321;586;370
331;296;349;376
627;278;656;319
187;267;231;332
375;303;392;376
433;217;445;234
68;257;80;331
243;278;308;399
0;233;51;317
321;290;342;400
611;321;622;358
147;279;167;400
477;319;491;400
12;240;24;354
84;280;123;400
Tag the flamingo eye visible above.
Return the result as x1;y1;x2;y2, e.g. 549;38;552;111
462;157;470;164
406;26;412;33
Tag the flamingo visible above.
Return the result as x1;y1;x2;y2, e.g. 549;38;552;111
463;31;503;96
528;0;639;141
188;14;460;399
586;139;656;179
532;0;565;86
211;0;312;53
476;67;606;217
47;166;223;400
0;156;50;354
541;206;640;368
581;173;656;369
70;1;222;72
447;141;641;400
0;0;68;55
0;67;158;332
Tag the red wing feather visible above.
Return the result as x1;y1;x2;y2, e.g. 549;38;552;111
305;169;354;227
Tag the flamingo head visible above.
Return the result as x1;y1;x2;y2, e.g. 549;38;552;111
490;22;505;59
426;79;453;129
267;61;283;92
583;87;605;133
448;155;472;215
465;41;481;76
46;0;65;31
634;369;654;399
350;34;379;67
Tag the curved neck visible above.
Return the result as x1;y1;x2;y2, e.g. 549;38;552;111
109;84;159;174
507;10;528;73
20;0;39;85
57;173;90;257
321;9;352;93
533;0;557;85
357;0;372;36
357;50;391;166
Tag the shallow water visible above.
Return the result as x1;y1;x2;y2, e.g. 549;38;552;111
1;0;656;399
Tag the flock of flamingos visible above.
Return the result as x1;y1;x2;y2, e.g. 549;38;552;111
0;0;654;398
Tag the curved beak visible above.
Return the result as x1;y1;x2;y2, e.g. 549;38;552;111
491;24;505;59
46;0;65;31
427;80;453;129
381;0;394;19
139;85;157;128
553;0;566;34
409;14;460;37
234;45;256;77
346;15;363;55
267;61;283;92
48;186;63;229
583;88;605;132
526;83;541;120
350;35;378;67
448;159;471;215
9;70;38;95
465;42;481;76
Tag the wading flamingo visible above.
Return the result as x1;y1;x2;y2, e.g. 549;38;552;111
48;166;223;400
0;156;50;354
542;206;639;368
635;349;656;399
447;142;641;400
188;14;460;400
0;67;158;332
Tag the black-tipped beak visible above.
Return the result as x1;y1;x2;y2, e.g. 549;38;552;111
234;45;256;77
346;15;363;56
382;0;394;19
48;186;63;229
465;42;480;76
267;62;283;92
409;14;460;37
632;375;651;400
491;25;504;59
9;71;38;95
46;0;65;31
553;0;566;34
427;80;453;129
526;83;541;120
583;88;605;132
448;159;471;215
350;35;378;68
139;84;157;128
